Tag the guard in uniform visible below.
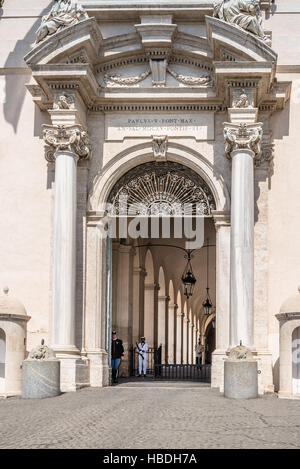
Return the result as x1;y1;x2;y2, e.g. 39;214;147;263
111;330;124;384
136;336;149;377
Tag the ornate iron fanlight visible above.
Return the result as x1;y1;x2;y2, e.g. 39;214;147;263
182;251;197;299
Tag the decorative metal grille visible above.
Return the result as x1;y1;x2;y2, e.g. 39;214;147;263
108;162;215;216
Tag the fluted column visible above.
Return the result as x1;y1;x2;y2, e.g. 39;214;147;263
43;124;91;356
224;122;262;349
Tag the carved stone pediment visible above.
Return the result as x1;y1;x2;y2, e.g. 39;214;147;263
24;7;290;114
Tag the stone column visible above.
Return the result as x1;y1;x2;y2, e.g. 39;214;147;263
157;295;168;363
224;122;262;349
176;311;183;364
211;211;230;389
188;322;193;364
182;316;188;364
43;124;91;391
201;333;206;365
193;325;197;364
167;303;177;364
144;283;156;347
132;267;146;344
115;243;134;376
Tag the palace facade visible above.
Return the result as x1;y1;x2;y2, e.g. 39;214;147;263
0;0;300;398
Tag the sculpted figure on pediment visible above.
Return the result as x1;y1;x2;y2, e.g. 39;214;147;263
213;0;271;46
36;0;88;44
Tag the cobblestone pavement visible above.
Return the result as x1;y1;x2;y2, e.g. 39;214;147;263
0;380;300;449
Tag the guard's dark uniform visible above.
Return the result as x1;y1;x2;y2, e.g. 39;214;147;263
111;336;124;383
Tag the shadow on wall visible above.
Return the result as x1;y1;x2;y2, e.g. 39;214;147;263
3;3;52;133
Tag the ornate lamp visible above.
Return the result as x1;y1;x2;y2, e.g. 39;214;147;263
203;288;213;316
182;251;196;299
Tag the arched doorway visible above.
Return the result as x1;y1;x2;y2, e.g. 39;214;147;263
85;149;230;389
292;326;300;395
0;329;6;393
107;161;217;379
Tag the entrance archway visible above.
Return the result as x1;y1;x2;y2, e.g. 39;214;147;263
85;148;231;389
107;160;217;379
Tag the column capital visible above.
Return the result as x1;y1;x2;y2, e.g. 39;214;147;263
133;267;147;277
43;124;91;162
158;295;170;301
224;122;263;161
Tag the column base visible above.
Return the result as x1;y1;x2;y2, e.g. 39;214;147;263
211;349;227;392
52;344;81;358
87;350;110;387
59;357;90;392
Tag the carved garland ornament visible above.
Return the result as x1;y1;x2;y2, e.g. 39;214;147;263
43;124;91;162
103;67;212;88
224;123;263;159
108;162;216;216
104;70;151;87
167;68;212;86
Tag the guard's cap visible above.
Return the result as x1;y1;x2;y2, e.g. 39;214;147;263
141;336;145;339
112;330;117;335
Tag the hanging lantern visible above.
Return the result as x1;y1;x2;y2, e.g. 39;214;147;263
203;287;213;316
182;252;196;299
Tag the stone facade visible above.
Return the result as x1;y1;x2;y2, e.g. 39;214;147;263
0;0;299;396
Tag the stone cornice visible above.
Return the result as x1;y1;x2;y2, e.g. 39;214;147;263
43;124;91;162
88;103;226;113
81;1;214;20
0;313;31;322
276;312;300;322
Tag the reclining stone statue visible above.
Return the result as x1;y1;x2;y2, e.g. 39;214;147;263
36;0;88;44
213;0;271;46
